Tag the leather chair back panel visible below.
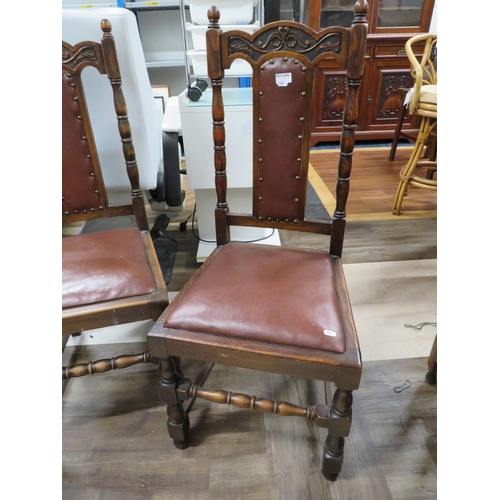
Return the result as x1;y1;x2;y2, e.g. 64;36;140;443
254;57;312;222
62;70;107;215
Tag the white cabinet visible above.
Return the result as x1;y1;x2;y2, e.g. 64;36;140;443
178;87;280;261
62;1;261;95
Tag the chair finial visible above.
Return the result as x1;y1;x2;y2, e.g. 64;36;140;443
354;0;369;15
208;6;220;26
100;19;112;34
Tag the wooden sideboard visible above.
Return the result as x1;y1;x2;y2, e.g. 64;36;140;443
308;0;436;146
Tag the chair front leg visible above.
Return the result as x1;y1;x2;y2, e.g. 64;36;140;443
321;388;353;481
157;357;191;449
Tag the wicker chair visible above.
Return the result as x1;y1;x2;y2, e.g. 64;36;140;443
392;33;437;215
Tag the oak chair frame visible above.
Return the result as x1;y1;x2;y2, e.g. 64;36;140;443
148;1;368;481
62;20;168;379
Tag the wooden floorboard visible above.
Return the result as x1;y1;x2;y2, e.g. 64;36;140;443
62;344;437;500
309;146;437;220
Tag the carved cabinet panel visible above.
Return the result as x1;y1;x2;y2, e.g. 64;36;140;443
308;0;435;146
310;39;424;146
361;57;419;134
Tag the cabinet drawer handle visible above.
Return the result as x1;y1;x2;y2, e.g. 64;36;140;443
367;94;373;104
397;48;406;56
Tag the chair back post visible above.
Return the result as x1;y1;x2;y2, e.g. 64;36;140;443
207;7;231;246
330;0;368;257
100;20;148;231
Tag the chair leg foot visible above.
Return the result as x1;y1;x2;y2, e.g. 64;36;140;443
321;388;353;481
322;436;343;481
425;361;437;385
158;357;191;449
392;178;409;215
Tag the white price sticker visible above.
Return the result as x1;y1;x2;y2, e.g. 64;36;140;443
275;73;292;87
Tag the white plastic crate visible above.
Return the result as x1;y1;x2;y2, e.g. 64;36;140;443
187;50;253;76
186;22;259;50
185;0;258;25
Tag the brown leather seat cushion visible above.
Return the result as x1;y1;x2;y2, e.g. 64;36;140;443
62;227;157;309
163;243;346;353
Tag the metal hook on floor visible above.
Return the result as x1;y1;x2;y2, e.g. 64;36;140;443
393;380;412;393
404;322;437;330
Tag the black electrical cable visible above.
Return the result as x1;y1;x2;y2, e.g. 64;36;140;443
189;203;276;244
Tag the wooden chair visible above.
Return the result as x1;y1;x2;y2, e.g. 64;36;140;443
62;20;169;379
148;1;368;481
392;33;437;215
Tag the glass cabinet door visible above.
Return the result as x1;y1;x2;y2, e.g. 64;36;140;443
377;0;426;28
307;0;434;33
318;0;358;29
